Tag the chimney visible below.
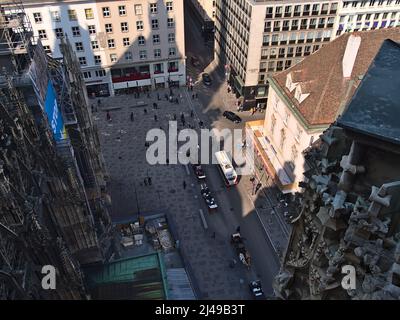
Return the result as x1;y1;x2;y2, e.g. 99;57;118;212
342;35;361;78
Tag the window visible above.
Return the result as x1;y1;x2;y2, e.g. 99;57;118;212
110;54;117;62
125;51;132;60
168;33;175;43
85;8;94;19
154;49;161;58
75;42;84;52
153;34;160;44
94;55;102;65
369;0;375;5
138;36;145;45
167;18;174;28
152;19;159;29
352;1;358;7
51;11;60;22
102;7;110;17
79;57;87;66
166;2;173;11
139;50;147;60
43;45;51;53
121;22;128;32
285;60;292;69
150;3;158;13
378;0;384;4
91;40;99;50
38;29;47;39
135;4;143;15
72;26;80;37
68;9;77;21
105;23;113;33
361;1;367;6
169;47;176;56
88;25;96;34
83;71;92;79
107;39;115;48
154;63;164;74
33;12;42;23
55;28;63;38
96;70;106;77
123;37;130;46
119;5;126;16
279;128;286;150
137;21;144;30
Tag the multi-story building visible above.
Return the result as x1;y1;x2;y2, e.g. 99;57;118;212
22;0;186;97
189;0;216;32
215;0;400;108
245;27;400;194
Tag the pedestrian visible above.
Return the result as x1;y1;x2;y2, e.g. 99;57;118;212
106;111;111;122
144;178;148;186
169;88;173;96
175;97;179;104
130;112;134;122
153;102;157;109
195;93;198;99
165;93;169;101
97;99;101;107
199;120;204;128
148;177;152;185
144;108;147;114
236;226;241;233
91;104;94;112
190;110;194;118
173;113;177;121
154;114;158;121
212;232;216;239
183;180;186;189
157;93;161;101
192;94;195;100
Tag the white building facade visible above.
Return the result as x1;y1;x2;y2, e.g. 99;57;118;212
23;0;186;97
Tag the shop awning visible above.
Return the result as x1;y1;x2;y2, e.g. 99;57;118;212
155;77;165;84
113;82;128;90
137;79;152;86
169;75;181;82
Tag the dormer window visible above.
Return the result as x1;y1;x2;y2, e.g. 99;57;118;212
294;86;310;103
285;73;296;92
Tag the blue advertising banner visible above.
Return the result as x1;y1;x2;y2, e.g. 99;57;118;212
44;81;66;141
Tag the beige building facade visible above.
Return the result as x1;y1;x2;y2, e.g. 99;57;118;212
23;0;186;96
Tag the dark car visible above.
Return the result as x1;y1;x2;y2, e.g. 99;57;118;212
249;280;265;300
191;56;201;67
202;73;212;86
223;111;242;124
192;164;206;179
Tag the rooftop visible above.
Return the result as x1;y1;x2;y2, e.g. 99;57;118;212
337;39;400;145
272;27;400;127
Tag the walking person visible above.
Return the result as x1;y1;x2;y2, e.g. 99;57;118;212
190;110;194;118
144;108;147;115
153;102;157;109
173;113;177;121
97;99;101;108
183;180;186;189
144;178;148;186
130;112;134;122
148;177;152;186
154;114;158;121
195;93;198;99
157;93;161;101
106;111;111;122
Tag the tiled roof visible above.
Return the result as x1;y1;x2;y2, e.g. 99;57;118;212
272;28;400;127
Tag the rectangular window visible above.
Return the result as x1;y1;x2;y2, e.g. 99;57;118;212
167;18;174;28
55;28;63;38
85;8;94;19
137;21;144;30
153;34;160;44
166;2;173;11
123;37;130;46
121;22;128;32
43;45;51;53
68;9;77;21
72;26;80;37
79;57;87;66
135;4;143;15
105;23;113;33
102;7;110;17
139;50;147;60
107;39;115;48
110;54;117;62
168;33;175;43
91;40;99;49
154;49;161;58
150;3;158;13
169;47;176;56
94;55;102;65
38;29;47;39
75;42;84;52
152;19;159;29
83;71;92;79
51;11;60;22
33;12;42;23
138;36;145;45
96;70;106;77
125;51;132;60
88;25;96;34
119;5;126;16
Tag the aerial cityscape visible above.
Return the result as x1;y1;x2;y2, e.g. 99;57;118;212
0;0;399;302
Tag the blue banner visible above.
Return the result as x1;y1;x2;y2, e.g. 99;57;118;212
44;81;66;141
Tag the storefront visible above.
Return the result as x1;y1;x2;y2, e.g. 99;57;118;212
168;74;181;88
154;76;166;89
86;83;110;98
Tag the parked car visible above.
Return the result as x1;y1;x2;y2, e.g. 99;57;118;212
202;73;212;86
249;280;265;300
192;164;206;180
200;183;218;210
223;111;242;123
191;56;201;67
